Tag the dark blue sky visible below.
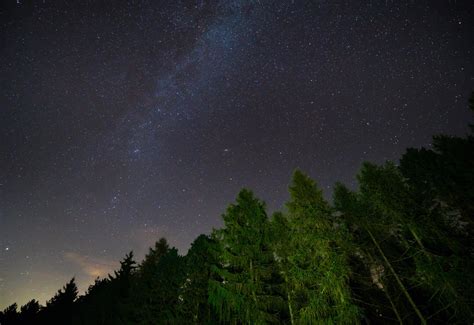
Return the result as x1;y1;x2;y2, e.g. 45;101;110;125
1;0;473;308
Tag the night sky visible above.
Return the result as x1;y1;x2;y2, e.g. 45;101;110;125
1;0;473;309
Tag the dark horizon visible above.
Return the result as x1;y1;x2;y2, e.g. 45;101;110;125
1;0;473;310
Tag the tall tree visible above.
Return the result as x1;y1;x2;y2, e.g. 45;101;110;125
209;189;283;324
72;277;115;325
139;238;169;277
19;300;40;324
40;278;78;324
284;170;359;324
132;238;185;323
179;234;218;324
72;252;137;324
333;181;413;323
269;211;295;324
350;160;473;323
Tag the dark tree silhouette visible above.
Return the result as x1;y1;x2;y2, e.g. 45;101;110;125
0;303;20;325
179;234;218;323
38;278;78;324
19;300;40;324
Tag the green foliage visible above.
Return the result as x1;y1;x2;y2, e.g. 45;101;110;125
179;234;218;323
72;277;117;324
398;135;474;322
131;238;186;324
284;170;359;324
71;252;137;325
209;189;284;324
333;154;474;323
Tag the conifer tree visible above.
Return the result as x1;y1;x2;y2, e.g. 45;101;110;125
269;211;295;324
0;304;19;325
72;277;115;325
285;170;359;324
40;278;78;324
139;238;170;277
132;238;185;323
19;299;40;324
372;161;472;321
179;234;218;323
209;189;283;324
333;182;412;323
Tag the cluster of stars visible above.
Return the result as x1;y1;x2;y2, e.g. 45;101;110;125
1;0;473;309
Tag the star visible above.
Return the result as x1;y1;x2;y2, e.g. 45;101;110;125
1;0;472;311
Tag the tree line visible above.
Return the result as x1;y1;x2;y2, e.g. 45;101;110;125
1;97;473;324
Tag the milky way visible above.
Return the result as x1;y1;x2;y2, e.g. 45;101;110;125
1;0;473;308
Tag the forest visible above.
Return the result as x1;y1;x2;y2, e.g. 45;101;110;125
1;97;473;324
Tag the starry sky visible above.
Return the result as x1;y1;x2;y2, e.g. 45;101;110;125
1;0;473;309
